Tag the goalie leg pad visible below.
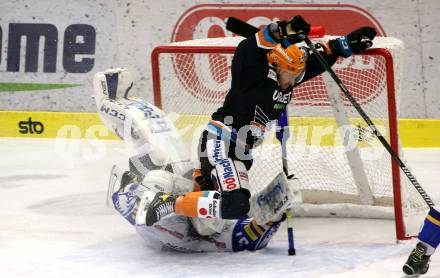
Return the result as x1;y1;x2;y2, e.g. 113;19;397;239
93;68;134;106
250;172;302;225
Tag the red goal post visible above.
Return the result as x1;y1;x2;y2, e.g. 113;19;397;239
150;37;428;240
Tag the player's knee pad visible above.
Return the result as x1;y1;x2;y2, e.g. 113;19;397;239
93;68;134;106
220;189;251;219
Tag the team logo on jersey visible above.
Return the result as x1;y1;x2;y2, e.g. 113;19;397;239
273;90;291;104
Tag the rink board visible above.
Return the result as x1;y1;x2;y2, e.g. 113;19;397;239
1;110;440;147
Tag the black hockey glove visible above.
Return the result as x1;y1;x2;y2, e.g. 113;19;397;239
277;15;311;46
330;27;377;57
194;173;216;191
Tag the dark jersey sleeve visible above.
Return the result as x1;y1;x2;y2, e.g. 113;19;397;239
230;36;269;92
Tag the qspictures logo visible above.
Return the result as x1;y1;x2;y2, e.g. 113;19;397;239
18;117;44;134
170;4;387;107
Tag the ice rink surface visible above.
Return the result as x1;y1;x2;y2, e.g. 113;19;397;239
0;138;439;278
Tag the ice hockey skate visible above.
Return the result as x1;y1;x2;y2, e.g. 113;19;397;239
145;192;177;226
403;242;431;276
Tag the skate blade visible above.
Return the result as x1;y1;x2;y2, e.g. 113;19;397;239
106;165;122;208
402;274;421;278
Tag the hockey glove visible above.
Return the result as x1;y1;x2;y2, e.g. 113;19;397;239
330;27;377;58
277;15;311;46
193;169;216;191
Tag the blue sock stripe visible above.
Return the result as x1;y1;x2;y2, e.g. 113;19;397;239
419;219;440;249
249;221;265;236
105;73;118;99
429;207;440;222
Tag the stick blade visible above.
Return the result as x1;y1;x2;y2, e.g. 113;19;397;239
225;17;259;37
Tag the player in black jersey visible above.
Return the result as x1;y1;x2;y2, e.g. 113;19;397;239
144;16;377;225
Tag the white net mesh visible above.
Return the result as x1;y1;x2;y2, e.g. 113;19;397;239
152;37;429;238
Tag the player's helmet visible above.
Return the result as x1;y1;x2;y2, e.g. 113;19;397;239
267;44;307;75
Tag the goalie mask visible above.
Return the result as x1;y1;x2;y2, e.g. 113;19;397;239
267;44;307;75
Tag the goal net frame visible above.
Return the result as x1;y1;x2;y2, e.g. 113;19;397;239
150;37;427;241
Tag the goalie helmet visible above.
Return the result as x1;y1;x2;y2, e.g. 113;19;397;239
93;68;134;105
267;44;307;75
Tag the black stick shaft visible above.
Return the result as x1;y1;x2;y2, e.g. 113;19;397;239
304;38;434;208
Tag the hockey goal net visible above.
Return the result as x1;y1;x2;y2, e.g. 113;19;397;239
150;36;429;240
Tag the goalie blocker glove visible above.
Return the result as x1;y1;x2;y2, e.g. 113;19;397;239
329;27;377;58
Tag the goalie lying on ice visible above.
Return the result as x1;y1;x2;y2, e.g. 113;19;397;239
94;68;300;252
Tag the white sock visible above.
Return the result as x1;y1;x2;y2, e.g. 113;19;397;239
420;241;436;256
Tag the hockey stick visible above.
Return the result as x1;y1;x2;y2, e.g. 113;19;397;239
225;17;434;209
276;110;294;180
225;17;259;38
225;17;325;39
301;37;434;208
276;109;296;256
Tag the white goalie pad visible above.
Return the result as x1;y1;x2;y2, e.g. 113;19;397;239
190;218;228;236
249;172;303;225
140;169;194;195
93;68;135;107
